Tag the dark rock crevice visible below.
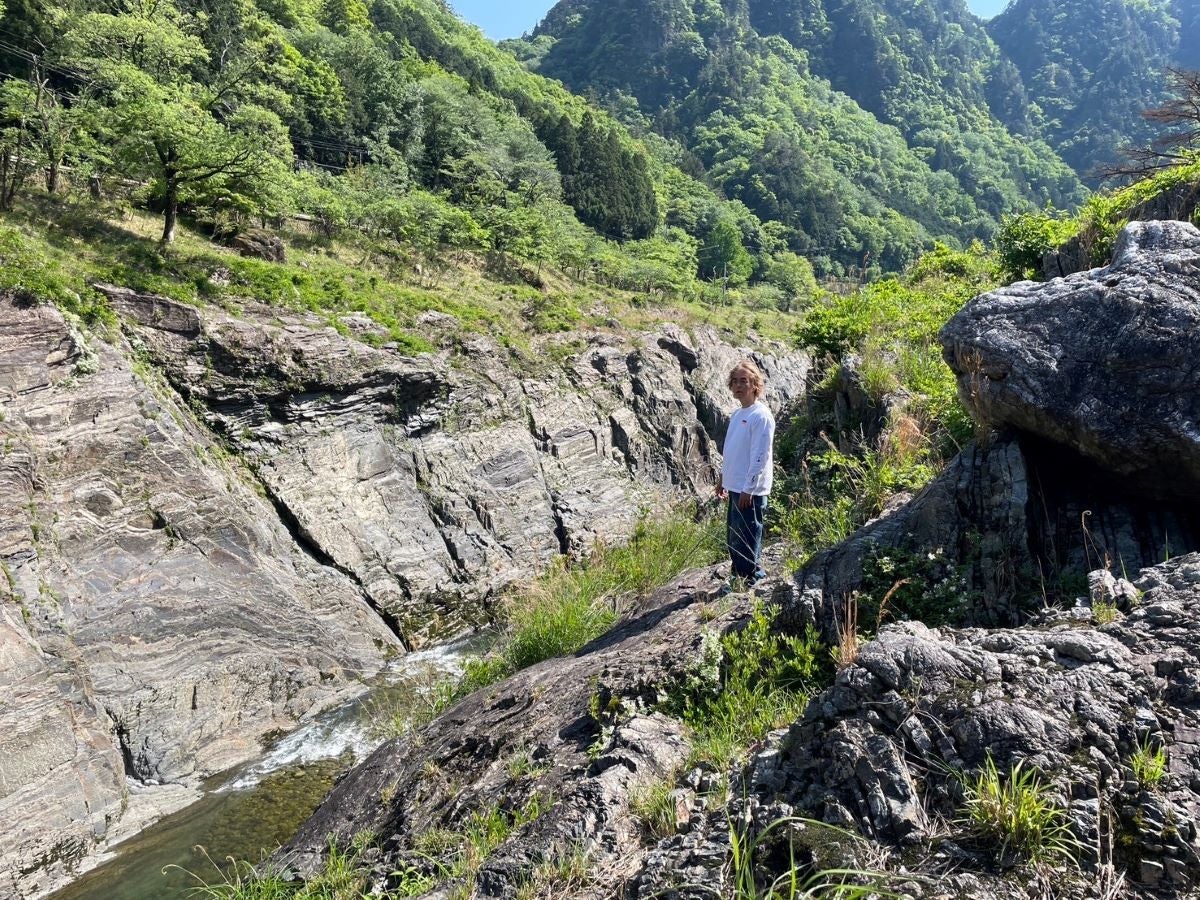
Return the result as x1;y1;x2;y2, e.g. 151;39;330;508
256;472;414;652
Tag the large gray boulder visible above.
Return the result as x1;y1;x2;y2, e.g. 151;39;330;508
941;220;1200;500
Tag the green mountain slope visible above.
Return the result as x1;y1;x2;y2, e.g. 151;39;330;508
987;0;1185;178
523;0;1084;273
1;0;798;295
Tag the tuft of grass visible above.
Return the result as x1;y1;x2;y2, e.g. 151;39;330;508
831;595;860;671
958;755;1079;864
514;843;593;900
1131;738;1168;790
630;776;682;841
728;815;901;899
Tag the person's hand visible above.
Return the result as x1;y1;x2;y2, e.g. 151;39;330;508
716;485;728;500
737;492;753;510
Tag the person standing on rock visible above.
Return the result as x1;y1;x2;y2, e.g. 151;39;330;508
717;359;775;587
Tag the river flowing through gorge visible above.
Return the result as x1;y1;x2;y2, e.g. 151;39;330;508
48;641;472;900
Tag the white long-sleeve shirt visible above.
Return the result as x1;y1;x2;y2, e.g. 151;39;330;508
720;400;775;496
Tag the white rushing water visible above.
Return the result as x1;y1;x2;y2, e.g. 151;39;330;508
221;638;472;792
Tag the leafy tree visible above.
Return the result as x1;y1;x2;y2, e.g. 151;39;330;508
0;81;38;210
699;218;753;285
61;0;292;242
763;250;818;310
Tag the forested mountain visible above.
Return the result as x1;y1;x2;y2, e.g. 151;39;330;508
0;0;804;292
987;0;1191;178
520;0;1085;274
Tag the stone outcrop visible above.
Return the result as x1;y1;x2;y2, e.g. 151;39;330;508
942;220;1200;501
1;284;809;896
0;293;400;897
281;548;1200;899
281;560;738;894
764;554;1200;896
100;284;809;644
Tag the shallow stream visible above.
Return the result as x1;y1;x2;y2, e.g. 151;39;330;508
49;641;471;900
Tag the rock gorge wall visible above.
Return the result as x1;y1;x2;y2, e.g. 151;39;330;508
0;287;810;898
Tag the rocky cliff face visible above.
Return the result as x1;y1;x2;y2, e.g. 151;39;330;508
281;221;1200;898
0;286;809;897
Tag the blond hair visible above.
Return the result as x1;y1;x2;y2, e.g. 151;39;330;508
727;359;765;399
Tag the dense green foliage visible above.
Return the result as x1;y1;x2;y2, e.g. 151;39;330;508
988;0;1189;180
994;153;1200;278
0;0;780;295
663;605;830;769
523;0;1085;275
778;242;998;567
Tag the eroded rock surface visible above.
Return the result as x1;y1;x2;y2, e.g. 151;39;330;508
0;293;400;896
281;549;1200;899
942;220;1200;500
761;553;1200;896
102;285;809;644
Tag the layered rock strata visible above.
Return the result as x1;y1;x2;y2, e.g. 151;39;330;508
0;293;400;897
102;284;808;644
1;285;809;896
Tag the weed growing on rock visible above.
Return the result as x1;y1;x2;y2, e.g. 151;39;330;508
727;815;900;899
664;605;830;769
505;745;549;780
514;842;594;899
1093;600;1121;625
832;595;860;670
1131;738;1168;789
958;755;1079;864
631;776;682;841
858;546;974;627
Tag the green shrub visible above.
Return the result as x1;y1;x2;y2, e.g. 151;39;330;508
995;210;1077;282
666;606;830;769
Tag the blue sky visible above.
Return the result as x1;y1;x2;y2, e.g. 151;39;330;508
451;0;1011;41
